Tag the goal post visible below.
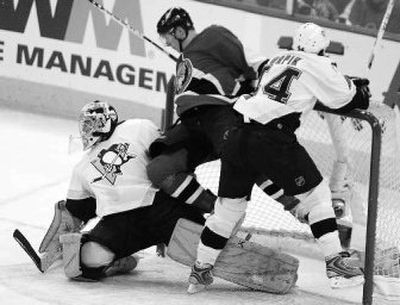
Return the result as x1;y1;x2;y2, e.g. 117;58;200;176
315;105;382;305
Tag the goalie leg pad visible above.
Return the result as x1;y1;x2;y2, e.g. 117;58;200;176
59;233;83;279
39;200;83;253
168;218;299;294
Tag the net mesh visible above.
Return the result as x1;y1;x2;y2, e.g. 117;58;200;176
194;104;400;301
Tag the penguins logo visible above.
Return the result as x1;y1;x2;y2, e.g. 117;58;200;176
174;54;193;95
91;143;136;185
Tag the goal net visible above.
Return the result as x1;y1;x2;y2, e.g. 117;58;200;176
193;103;400;304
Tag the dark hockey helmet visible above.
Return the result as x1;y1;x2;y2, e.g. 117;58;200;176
157;7;194;35
79;100;118;150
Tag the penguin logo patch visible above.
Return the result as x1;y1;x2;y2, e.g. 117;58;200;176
91;143;136;185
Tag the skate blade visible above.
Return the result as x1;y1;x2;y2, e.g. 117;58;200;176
330;275;364;289
187;283;206;294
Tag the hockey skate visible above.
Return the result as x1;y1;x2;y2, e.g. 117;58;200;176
187;261;214;294
326;251;364;289
105;255;140;277
39;200;84;253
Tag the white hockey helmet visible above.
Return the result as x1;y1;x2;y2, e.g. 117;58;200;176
79;100;118;150
293;23;330;54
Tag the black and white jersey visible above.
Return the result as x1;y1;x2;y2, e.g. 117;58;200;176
234;50;356;124
67;119;160;217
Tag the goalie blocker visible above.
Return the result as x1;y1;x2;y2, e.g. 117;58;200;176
167;218;299;294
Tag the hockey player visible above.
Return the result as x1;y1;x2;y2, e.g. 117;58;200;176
37;100;207;281
147;7;296;218
188;22;371;293
34;100;299;292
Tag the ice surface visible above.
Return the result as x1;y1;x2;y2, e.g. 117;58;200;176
0;108;363;305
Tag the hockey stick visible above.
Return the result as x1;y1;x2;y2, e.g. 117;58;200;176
366;0;396;73
13;229;43;273
86;0;179;62
13;229;62;273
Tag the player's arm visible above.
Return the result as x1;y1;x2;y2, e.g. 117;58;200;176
309;60;370;112
208;26;268;80
218;29;269;94
332;77;370;113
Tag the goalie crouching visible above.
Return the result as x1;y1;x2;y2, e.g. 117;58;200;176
38;100;207;281
36;100;299;293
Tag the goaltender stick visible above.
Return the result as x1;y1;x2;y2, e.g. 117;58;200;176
23;100;298;293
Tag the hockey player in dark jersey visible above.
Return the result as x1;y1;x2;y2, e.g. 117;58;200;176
147;7;295;217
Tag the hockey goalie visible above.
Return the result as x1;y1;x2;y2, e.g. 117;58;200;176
14;100;298;294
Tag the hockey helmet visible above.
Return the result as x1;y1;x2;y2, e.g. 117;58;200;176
79;100;118;150
293;23;330;54
157;7;194;35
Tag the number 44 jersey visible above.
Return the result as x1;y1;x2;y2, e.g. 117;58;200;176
234;50;356;125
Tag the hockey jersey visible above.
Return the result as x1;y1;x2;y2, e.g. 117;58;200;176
175;25;266;116
67;119;160;217
234;50;356;124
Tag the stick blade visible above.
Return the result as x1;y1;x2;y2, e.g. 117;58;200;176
13;229;43;273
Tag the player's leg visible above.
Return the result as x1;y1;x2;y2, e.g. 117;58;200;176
188;126;254;293
326;114;355;247
60;191;206;281
218;118;362;288
187;104;298;208
59;209;144;281
255;174;300;208
146;191;206;246
60;233;139;281
147;124;216;213
267;134;363;288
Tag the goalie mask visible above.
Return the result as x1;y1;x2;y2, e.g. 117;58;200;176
79;100;118;150
293;23;330;55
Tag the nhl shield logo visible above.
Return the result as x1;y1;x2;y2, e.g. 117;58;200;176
175;54;193;94
295;176;305;187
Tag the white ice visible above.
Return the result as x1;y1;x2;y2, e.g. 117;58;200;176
0;108;363;305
